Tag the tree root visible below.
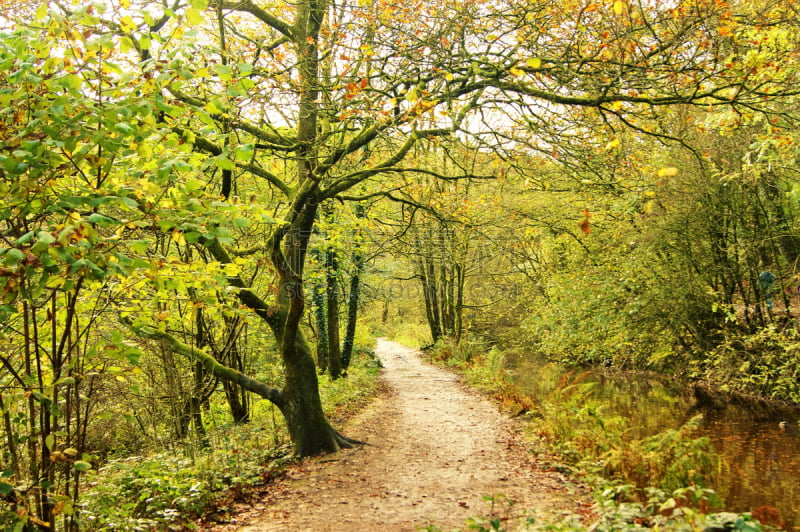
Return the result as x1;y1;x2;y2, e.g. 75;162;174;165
330;425;369;448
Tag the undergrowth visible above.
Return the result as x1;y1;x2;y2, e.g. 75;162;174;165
77;349;380;531
424;338;774;531
698;325;800;403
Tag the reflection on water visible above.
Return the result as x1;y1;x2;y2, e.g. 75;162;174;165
510;356;800;529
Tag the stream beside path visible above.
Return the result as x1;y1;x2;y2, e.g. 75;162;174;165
509;356;800;530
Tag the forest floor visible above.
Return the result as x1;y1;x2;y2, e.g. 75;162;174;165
205;338;588;531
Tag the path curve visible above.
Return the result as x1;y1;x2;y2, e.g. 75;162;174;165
231;339;576;531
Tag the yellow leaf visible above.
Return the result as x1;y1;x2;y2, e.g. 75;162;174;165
185;8;204;26
52;500;66;516
224;263;241;276
137;142;153;160
612;0;625;15
120;0;131;7
28;516;50;528
526;57;542;69
35;2;48;22
605;138;620;151
172;229;186;246
657;167;679;177
119;16;136;33
509;66;524;77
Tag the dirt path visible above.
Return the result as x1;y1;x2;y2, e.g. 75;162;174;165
223;339;581;531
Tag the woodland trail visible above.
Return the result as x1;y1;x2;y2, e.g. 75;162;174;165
218;339;582;531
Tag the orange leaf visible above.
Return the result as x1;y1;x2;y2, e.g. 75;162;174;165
579;209;591;235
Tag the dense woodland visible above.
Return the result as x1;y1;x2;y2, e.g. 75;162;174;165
1;0;800;529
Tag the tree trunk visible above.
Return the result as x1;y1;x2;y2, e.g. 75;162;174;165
312;277;329;373
454;262;464;344
341;251;363;372
201;220;350;457
269;0;351;455
269;193;352;455
181;0;354;457
425;258;443;343
222;380;250;424
281;331;340;455
325;248;342;379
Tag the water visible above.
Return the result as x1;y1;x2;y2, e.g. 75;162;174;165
509;356;800;529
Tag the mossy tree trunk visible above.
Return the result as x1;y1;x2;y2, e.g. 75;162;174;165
325;247;343;379
311;272;329;373
268;194;348;454
341;251;363;372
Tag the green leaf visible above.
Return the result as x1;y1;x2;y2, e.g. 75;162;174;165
73;461;92;472
235;144;254;161
139;34;151;51
238;78;255;91
69;259;106;279
45;434;55;451
31;231;55;254
215;65;233;82
204;100;222;114
114;122;135;136
14;231;35;246
87;213;116;227
120;36;136;54
215;156;235;171
129;240;151;254
3;248;26;266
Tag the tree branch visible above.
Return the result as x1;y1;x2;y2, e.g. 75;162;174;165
210;0;295;41
121;317;285;410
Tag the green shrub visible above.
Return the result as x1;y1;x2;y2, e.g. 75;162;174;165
79;425;290;530
700;325;800;402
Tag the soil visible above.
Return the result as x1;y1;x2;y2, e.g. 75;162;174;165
207;338;587;531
